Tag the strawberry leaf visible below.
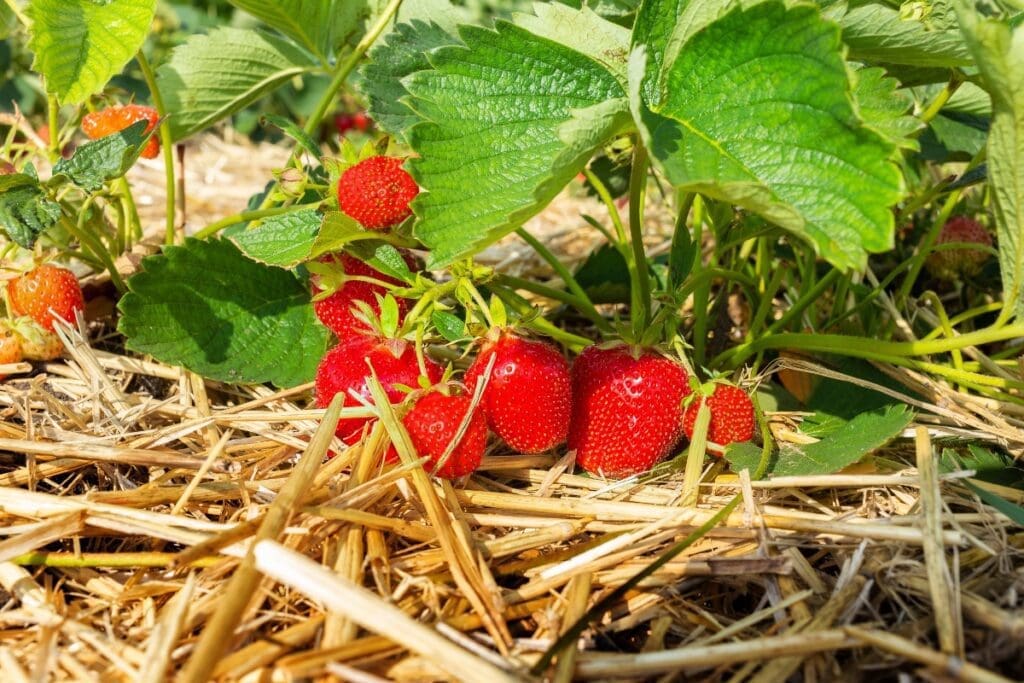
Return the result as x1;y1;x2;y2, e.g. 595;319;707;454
51;119;153;192
156;27;319;142
230;209;322;268
118;238;329;388
0;185;62;249
633;1;904;271
27;0;156;104
853;67;922;152
725;404;913;477
402;12;632;267
955;8;1024;319
225;0;362;62
837;1;972;69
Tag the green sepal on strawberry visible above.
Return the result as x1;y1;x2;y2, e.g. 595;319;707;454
568;344;691;478
402;387;487;479
315;335;443;444
464;329;571;454
310;251;418;339
682;381;755;455
3;318;63;361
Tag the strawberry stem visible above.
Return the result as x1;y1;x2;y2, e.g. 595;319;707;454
135;50;177;246
627;139;653;335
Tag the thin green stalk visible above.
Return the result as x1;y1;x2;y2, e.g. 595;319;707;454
135;50;177;246
767;268;841;335
494;273;606;327
515;227;610;332
919;291;964;380
627;142;653;332
690;197;710;367
747;263;787;341
491;285;591;350
46;94;59;162
2;0;28;26
917;75;963;127
193;202;322;239
582;168;628;244
62;214;126;293
116;177;142;244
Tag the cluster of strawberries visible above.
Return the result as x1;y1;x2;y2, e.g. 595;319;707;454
0;264;85;378
314;156;757;479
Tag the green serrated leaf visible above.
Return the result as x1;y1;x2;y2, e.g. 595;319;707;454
357;20;457;141
230;209;322;268
261;114;322;160
0;173;37;193
27;0;156;104
954;7;1024;318
156;27;319;142
432;310;466;341
0;185;62;248
118;238;330;388
346;242;415;284
226;0;352;61
726;404;913;476
839;0;973;68
853;66;923;151
513;2;630;84
405;17;632;267
51;119;152;192
310;210;370;257
634;2;904;270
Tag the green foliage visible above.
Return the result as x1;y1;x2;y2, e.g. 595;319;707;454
853;67;922;151
401;12;633;266
51;120;154;192
230;209;323;268
27;0;157;104
225;0;359;61
0;184;62;249
156;26;320;142
634;1;904;271
836;0;973;69
955;6;1024;318
118;238;330;388
726;404;913;476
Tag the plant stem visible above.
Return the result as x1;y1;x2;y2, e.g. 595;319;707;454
767;268;841;335
193;202;322;239
628;141;652;333
493;273;608;329
491;285;592;351
61;214;126;293
515;226;609;331
46;94;59;162
918;74;963;127
582;168;628;244
135;50;177;245
2;0;29;26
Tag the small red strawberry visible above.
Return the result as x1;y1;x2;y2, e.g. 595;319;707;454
81;104;160;159
926;216;993;280
402;389;487;479
6;264;84;332
312;251;416;338
0;323;23;380
4;318;63;361
337;156;419;230
682;383;755;453
568;345;691;478
335;111;372;135
315;335;443;443
464;330;571;453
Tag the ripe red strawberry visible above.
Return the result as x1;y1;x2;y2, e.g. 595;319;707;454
81;104;160;159
682;383;755;452
464;331;571;453
568;345;691;478
312;251;415;338
315;336;443;443
926;216;993;280
6;264;84;332
402;390;487;479
337;156;418;230
0;323;23;380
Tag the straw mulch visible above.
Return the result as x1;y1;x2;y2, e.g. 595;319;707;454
1;135;1022;681
0;318;1022;682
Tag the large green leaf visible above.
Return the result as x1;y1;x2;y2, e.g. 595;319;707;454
357;20;457;141
156;27;319;142
726;404;913;476
227;0;362;61
51;119;153;192
853;67;922;151
837;0;973;68
634;1;903;270
26;0;156;104
403;17;632;267
955;7;1024;318
0;184;62;248
118;238;329;388
230;209;322;268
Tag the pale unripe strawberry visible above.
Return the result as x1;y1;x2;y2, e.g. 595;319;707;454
926;216;992;281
